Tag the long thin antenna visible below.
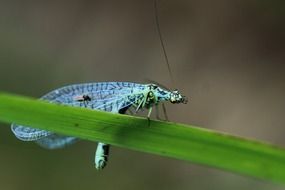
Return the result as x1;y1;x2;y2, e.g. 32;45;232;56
154;0;175;87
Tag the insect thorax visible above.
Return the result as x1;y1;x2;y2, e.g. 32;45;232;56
134;84;170;109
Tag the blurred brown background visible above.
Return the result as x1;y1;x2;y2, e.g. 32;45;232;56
0;0;285;190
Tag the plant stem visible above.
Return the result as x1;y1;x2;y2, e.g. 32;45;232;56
0;93;285;183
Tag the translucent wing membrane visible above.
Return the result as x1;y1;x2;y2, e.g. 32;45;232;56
11;82;147;149
11;125;51;141
36;135;77;149
90;93;145;112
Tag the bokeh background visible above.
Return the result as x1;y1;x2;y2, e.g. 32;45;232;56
0;0;285;189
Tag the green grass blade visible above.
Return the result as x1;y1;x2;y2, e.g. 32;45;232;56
0;92;285;183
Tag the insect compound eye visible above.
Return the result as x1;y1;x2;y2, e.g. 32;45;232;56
169;92;177;103
169;90;187;104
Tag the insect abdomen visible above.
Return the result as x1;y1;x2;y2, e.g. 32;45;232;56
95;142;110;170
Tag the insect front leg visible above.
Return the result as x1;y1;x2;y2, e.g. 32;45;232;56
135;97;145;113
147;107;153;126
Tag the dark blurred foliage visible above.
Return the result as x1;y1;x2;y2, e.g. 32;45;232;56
0;0;285;189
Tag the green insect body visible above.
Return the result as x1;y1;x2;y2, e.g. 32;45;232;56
11;82;187;170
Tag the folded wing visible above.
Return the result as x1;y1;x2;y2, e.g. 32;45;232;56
11;82;145;149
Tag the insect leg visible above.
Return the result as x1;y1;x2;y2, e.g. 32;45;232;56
147;107;153;118
162;103;169;121
135;97;145;113
147;107;153;126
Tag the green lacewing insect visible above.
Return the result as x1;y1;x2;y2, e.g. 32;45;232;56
11;0;187;170
11;82;187;169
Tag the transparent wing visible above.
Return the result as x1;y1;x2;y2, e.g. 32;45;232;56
40;82;145;108
90;93;145;113
34;93;144;149
11;124;52;141
11;82;146;148
36;135;77;149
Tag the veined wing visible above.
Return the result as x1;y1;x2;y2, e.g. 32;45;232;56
33;93;145;149
89;92;145;113
36;135;77;149
11;125;52;141
11;82;146;147
40;82;145;107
